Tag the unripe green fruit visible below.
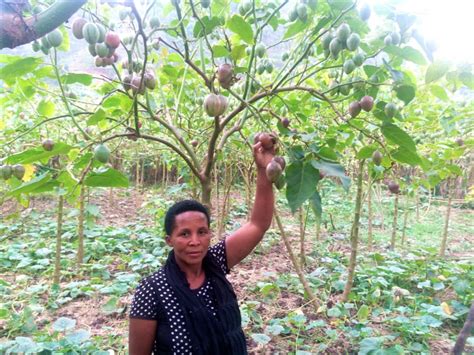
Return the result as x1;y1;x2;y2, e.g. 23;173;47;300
372;150;382;166
32;41;40;52
83;23;100;44
119;9;129;21
369;74;379;84
265;61;273;73
359;4;371;21
322;31;333;50
255;43;265;58
242;0;252;12
346;33;360;51
390;32;401;45
12;164;25;180
348;101;361;118
340;84;351;95
0;165;12;180
352;76;365;90
88;43;97;56
72;18;87;39
384;103;397;118
149;17;161;29
96;24;106;43
47;29;63;47
289;7;298;21
353;52;365;66
360;95;374;111
343;59;356;74
123;74;133;91
384;34;392;46
95;43;109;58
329;38;342;59
282;52;289;61
266;161;282;183
40;45;49;55
337;23;351;42
274;175;286;190
201;0;210;8
94;144;110;163
296;4;308;22
42;139;54;151
41;36;51;49
257;63;265;75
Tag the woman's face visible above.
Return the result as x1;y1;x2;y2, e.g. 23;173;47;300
166;211;211;268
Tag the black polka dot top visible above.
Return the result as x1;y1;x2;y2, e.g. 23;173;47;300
130;239;229;354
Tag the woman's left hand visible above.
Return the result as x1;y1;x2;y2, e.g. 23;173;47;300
253;136;277;170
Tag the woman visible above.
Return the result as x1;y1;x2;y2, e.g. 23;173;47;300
129;139;275;354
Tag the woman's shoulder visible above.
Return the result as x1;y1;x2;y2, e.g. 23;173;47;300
207;238;230;274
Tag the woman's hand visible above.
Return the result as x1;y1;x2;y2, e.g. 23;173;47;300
253;137;277;171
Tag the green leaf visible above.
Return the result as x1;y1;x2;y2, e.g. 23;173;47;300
85;168;129;188
6;143;73;164
62;73;93;86
285;161;319;213
65;329;90;344
400;46;426;65
227;15;254;44
309;190;322;220
52;317;76;332
394;85;416;105
391;146;421;166
37;99;55;116
459;71;473;89
0;57;42;84
251;333;271;345
212;45;230;58
231;44;247;61
193;16;220;38
430;85;449;101
381;123;416;150
7;173;52;197
58;26;70;52
310;160;346;178
87;108;106;125
327;307;342;318
425;61;449;84
357;146;376;159
283;20;308;40
357;305;370;322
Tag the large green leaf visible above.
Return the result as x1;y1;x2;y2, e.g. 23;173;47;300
310;160;346;178
283;20;308;40
425;61;449;84
0;57;42;84
391;146;421;166
84;168;129;187
6;143;73;164
430;85;449;101
193;16;220;38
394;85;416;105
285;161;319;213
37;99;55;116
381;123;416;150
227;15;254;44
87;108;106;126
62;73;93;86
7;173;52;196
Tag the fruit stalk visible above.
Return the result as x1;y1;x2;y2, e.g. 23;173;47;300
53;194;64;285
342;159;365;302
274;209;319;311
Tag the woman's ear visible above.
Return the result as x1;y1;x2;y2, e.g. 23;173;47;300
165;235;172;246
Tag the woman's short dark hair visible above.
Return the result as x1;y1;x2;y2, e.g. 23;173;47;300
164;199;211;235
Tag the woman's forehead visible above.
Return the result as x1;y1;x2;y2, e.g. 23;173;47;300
174;211;208;227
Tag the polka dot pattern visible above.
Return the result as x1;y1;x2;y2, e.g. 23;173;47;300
130;239;229;353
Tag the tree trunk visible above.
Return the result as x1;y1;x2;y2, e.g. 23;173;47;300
341;159;365;302
0;0;87;49
367;174;373;251
390;193;399;250
201;177;212;208
376;182;385;231
439;178;452;257
274;209;319;311
315;216;321;242
53;195;64;285
77;186;85;267
299;207;306;267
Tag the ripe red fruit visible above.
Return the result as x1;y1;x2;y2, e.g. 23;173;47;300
372;150;382;166
360;95;374;112
281;117;290;128
455;138;464;147
203;94;228;117
191;140;198;147
217;63;233;89
387;181;400;194
105;31;120;49
273;156;286;170
42;139;54;151
349;101;361;118
266;160;282;183
259;133;274;149
72;18;87;39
